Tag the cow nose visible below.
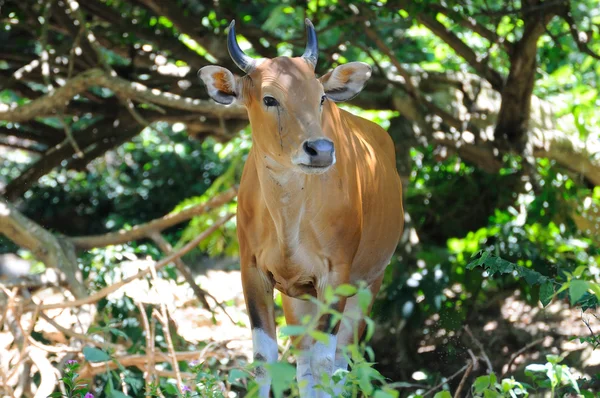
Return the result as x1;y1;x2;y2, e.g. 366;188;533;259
302;139;335;167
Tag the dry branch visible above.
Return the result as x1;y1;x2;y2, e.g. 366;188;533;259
149;266;183;392
79;351;202;379
501;337;545;376
24;213;234;312
71;187;237;249
38;313;126;352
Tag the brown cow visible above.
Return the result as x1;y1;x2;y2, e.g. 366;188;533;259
199;19;404;398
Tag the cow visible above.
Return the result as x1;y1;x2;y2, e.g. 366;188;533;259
198;19;404;398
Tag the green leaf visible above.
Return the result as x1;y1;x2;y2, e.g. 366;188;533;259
266;362;296;398
357;287;373;314
83;346;111;363
163;383;178;395
280;325;306;337
540;281;554;307
433;392;452;398
109;391;131;398
525;364;547;373
569;280;590;305
335;284;357;297
374;389;399;398
310;330;331;344
474;375;491;393
228;368;249;384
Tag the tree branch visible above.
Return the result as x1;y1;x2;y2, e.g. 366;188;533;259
0;68;247;123
562;5;600;60
396;0;505;92
430;4;514;52
71;187;238;249
24;213;235;312
0;197;86;299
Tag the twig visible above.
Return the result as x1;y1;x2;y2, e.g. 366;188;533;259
562;5;600;60
501;337;545;377
0;287;18;328
423;362;471;397
148;232;211;309
79;351;211;378
149;265;183;393
582;312;600;349
137;301;154;394
150;316;165;398
58;111;84;158
27;336;81;353
6;299;42;381
147;232;237;325
453;361;474;398
24;213;234;312
68;23;85;79
39;0;54;91
0;365;16;398
464;325;493;373
38;312;125;351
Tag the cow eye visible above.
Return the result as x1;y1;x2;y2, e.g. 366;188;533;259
320;95;326;106
263;96;279;107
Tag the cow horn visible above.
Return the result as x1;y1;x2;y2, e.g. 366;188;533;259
227;20;255;74
302;18;318;68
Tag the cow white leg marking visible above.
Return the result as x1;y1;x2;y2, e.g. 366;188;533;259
252;328;278;398
296;349;315;397
310;334;337;398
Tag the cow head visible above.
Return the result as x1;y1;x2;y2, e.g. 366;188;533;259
199;19;371;174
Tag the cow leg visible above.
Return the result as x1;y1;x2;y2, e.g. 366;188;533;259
311;287;348;398
241;265;277;398
282;295;318;397
333;276;384;396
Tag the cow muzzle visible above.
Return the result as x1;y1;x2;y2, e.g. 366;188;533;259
296;138;335;173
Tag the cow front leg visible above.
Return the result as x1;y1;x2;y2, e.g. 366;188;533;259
282;295;318;397
311;291;348;398
282;294;340;398
332;275;384;396
241;265;277;397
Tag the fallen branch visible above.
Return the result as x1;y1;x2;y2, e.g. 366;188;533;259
453;360;474;398
423;362;472;397
464;325;494;374
71;187;237;249
79;351;203;379
501;337;545;377
24;213;234;312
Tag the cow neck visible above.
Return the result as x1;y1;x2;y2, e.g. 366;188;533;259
253;151;334;247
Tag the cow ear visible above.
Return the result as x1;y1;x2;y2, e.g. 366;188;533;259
319;62;372;102
198;66;240;105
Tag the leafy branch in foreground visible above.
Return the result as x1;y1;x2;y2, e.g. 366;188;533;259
467;251;598;309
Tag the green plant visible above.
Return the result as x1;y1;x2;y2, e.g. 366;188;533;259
49;360;93;398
